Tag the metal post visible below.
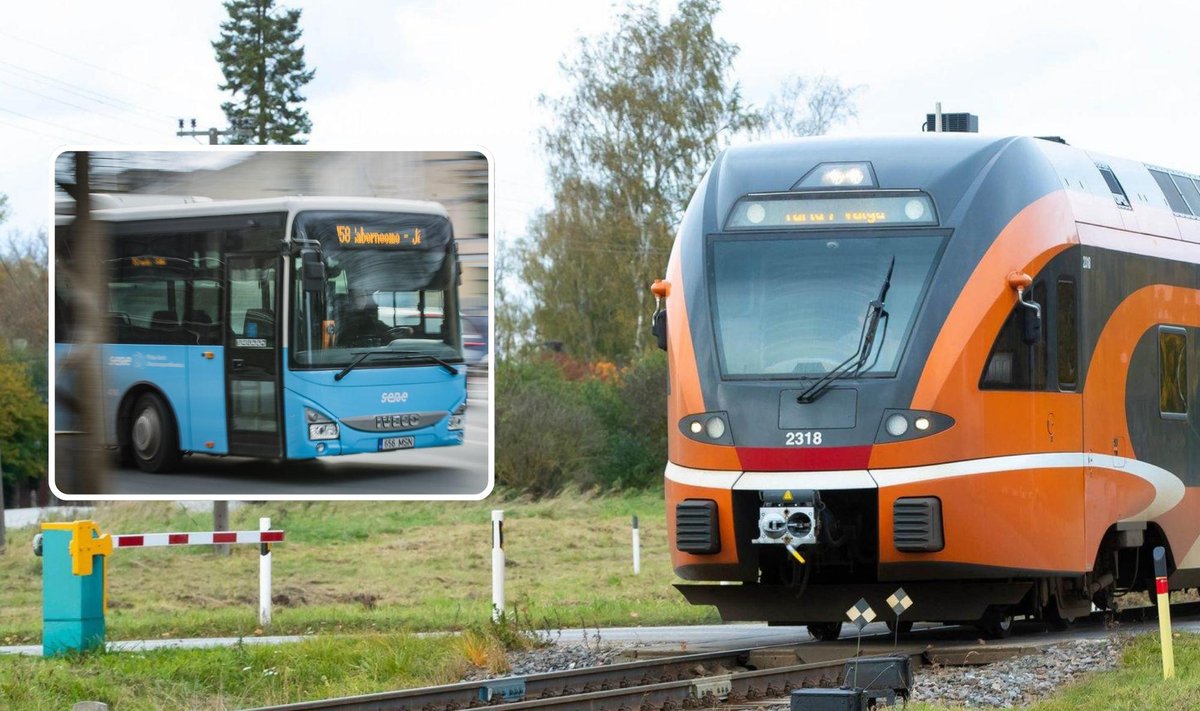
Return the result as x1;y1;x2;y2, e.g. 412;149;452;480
259;517;272;626
213;501;230;556
1153;546;1175;679
935;102;943;133
631;515;641;575
491;510;505;621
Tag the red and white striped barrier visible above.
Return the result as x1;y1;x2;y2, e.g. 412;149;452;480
111;530;284;548
111;520;283;626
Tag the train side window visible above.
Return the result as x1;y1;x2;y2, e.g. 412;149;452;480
1149;169;1194;215
981;281;1047;390
1172;174;1200;216
1056;279;1078;391
1159;327;1188;418
1097;166;1131;209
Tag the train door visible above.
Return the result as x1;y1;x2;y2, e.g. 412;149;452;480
225;252;283;457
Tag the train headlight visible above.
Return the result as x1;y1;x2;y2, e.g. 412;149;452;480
875;409;954;443
680;412;732;444
905;199;927;221
746;203;766;224
795;161;878;189
885;414;909;437
705;417;726;440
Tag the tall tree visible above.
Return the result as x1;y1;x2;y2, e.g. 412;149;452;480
526;0;758;361
213;0;315;144
522;0;857;361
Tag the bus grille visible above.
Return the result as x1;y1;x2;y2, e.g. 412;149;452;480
893;497;944;552
675;500;720;554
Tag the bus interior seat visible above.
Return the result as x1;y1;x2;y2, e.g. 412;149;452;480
151;310;179;328
184;309;217;344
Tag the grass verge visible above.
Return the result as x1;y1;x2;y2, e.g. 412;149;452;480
0;490;715;644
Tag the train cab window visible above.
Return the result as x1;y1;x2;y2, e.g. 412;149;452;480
1096;166;1131;209
1159;327;1188;418
981;282;1047;390
1149;169;1194;215
1056;280;1078;391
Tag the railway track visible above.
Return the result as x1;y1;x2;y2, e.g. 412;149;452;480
245;602;1200;711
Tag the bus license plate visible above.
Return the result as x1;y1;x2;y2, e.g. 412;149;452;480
380;436;415;451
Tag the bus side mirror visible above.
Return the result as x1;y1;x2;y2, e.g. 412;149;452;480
302;251;326;293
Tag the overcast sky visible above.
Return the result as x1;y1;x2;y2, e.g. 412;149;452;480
2;0;1197;240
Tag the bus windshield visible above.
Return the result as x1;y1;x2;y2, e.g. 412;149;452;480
290;210;462;368
709;232;944;378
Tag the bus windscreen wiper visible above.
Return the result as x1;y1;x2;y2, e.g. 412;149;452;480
797;256;895;404
334;350;459;381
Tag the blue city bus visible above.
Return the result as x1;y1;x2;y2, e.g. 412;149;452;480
55;196;468;472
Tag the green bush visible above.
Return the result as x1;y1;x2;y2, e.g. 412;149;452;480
495;358;605;495
495;352;667;496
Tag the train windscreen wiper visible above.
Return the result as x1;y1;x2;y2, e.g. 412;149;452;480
796;256;895;404
334;350;459;381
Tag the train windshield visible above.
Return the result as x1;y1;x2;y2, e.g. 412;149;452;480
710;233;944;378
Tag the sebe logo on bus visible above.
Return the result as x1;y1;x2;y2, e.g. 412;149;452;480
381;391;410;404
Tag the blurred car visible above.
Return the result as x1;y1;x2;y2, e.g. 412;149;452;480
461;314;489;366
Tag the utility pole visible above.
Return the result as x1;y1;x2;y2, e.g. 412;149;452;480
175;118;250;145
176;118;237;552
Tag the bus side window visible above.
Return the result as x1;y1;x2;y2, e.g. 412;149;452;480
981;281;1047;390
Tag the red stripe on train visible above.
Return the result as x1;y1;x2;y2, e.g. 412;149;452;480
735;445;872;471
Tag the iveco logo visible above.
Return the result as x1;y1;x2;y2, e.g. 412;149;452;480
381;391;409;404
376;413;421;429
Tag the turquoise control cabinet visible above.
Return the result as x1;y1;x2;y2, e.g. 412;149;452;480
40;521;111;657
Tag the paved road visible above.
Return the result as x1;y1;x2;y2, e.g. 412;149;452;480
54;374;490;498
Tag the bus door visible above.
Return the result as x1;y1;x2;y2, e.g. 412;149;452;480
225;253;283;457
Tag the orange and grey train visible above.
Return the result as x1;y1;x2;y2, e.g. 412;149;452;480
656;134;1200;638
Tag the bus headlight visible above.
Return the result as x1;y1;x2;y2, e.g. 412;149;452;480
308;423;339;440
305;407;339;440
447;415;464;431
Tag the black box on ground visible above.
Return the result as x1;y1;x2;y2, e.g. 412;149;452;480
790;687;865;711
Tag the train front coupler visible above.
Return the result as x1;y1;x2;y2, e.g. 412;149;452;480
752;489;821;562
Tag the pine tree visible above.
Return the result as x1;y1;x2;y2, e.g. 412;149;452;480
213;0;315;144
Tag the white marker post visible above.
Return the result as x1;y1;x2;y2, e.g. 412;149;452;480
632;515;641;575
259;517;272;626
492;510;505;621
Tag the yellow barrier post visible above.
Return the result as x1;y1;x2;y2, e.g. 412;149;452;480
1153;546;1174;680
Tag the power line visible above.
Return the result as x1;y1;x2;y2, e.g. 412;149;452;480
0;61;172;124
0;29;187;115
0;106;123;143
0;76;164;134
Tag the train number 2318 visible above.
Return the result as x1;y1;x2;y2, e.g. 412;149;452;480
784;431;823;446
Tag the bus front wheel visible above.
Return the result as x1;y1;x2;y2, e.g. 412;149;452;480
129;393;181;473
